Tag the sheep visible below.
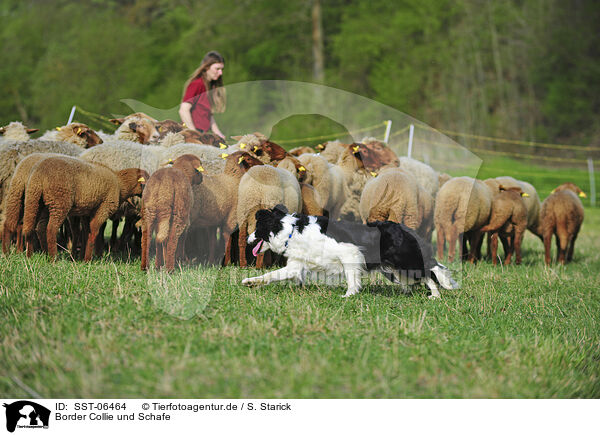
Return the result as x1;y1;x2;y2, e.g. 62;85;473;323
140;154;204;272
79;141;163;174
357;138;400;170
434;176;492;262
0;121;38;143
187;151;264;264
315;140;347;164
334;144;374;222
359;168;433;241
228;133;264;153
39;123;103;148
152;120;185;143
540;182;586;265
0;139;90;219
495;176;542;238
110;112;158;144
21;155;148;261
479;186;529;265
236;165;302;267
300;183;324;216
2;153;57;254
398;157;439;198
289;146;315;156
297;153;345;220
160;143;227;175
438;172;452;188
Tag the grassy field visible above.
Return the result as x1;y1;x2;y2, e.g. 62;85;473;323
1;161;599;398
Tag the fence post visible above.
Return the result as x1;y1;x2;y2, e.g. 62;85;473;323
383;120;392;143
407;124;414;158
67;106;76;125
588;157;596;207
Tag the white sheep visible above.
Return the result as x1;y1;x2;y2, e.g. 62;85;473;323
0;121;38;144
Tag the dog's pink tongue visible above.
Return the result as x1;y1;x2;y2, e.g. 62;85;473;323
252;239;263;257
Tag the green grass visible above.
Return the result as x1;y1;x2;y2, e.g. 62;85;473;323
1;163;600;398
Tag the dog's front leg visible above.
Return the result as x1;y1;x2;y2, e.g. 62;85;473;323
241;262;303;287
425;277;441;299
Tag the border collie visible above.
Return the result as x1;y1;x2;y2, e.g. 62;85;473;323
242;206;459;298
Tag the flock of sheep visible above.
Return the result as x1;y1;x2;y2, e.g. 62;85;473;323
0;113;587;274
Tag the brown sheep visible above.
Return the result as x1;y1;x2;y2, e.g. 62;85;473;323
2;153;56;254
21;156;148;261
140;154;204;272
153;120;185;142
40;122;103;148
540;182;586;265
110;112;158;144
188;151;264;265
289;146;315;156
434;176;492;262
479;186;529;265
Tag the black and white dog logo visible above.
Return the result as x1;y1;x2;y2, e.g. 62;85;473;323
3;401;50;433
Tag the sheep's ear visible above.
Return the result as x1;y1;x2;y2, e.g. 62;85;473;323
315;143;325;150
579;191;587;198
109;117;125;125
26;128;39;134
231;135;243;141
551;188;557;194
74;126;85;136
498;184;507;191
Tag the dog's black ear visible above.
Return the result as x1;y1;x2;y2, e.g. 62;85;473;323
255;209;273;221
272;204;288;216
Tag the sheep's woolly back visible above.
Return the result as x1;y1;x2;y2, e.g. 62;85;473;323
237;165;302;233
160;143;226;175
434;176;491;234
398;156;439;197
158;132;186;148
79;140;162;174
359;168;420;229
0;122;32;143
495;176;542;235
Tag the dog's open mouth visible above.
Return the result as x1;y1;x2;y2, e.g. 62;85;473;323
252;239;264;257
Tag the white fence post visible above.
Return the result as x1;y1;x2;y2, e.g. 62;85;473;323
407;124;414;158
383;120;392;143
588;157;596;207
67;106;76;125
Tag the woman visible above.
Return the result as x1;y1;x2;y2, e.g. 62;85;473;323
179;51;226;140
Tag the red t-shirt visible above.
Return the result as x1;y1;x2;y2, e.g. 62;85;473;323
182;78;212;131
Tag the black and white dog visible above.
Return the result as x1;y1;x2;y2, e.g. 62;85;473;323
242;206;459;298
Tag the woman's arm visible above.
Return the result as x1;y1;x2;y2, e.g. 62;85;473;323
210;115;225;140
178;102;195;130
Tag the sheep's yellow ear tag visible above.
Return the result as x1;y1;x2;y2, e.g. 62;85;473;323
138;177;146;183
159;127;164;132
370;171;377;177
197;166;205;172
299;166;306;172
55;127;62;131
221;153;229;159
551;188;556;194
579;191;587;198
521;192;529;197
167;159;174;164
238;156;244;164
240;143;246;149
253;146;259;152
316;143;324;150
219;143;227;149
352;146;360;153
182;122;186;127
76;128;82;134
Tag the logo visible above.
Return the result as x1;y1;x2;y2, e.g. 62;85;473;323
3;401;50;433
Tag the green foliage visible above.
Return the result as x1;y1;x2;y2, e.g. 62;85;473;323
0;0;598;146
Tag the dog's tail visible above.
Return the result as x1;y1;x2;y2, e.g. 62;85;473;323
431;263;460;290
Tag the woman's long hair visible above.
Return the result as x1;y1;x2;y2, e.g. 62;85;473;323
182;51;226;113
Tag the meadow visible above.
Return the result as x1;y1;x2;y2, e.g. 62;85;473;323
1;160;599;399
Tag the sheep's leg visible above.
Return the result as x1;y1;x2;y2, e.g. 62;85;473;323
567;226;580;262
206;227;217;264
513;226;525;265
436;225;445;260
176;230;187;265
238;224;249;268
241;262;303;287
46;210;68;261
2;225;13;255
490;232;499;265
155;241;164;269
468;230;483;263
223;230;233;266
502;233;513;265
447;226;459;262
140;217;153;271
94;221;106;258
425;277;441;299
256;252;265;269
543;229;553;265
84;206;111;262
164;223;181;273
